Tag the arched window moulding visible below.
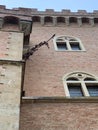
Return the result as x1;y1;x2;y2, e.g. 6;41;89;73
53;35;86;51
62;71;98;97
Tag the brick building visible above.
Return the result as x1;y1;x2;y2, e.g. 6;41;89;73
0;5;98;130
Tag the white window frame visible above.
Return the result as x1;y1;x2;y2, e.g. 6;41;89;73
53;35;85;51
63;72;98;97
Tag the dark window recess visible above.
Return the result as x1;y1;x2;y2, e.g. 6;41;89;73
57;42;67;50
68;83;83;97
70;42;81;50
22;90;25;97
24;35;30;45
4;16;19;25
57;17;65;23
94;18;98;24
84;77;96;81
66;77;79;81
33;16;40;22
86;84;98;96
82;18;89;24
45;17;53;23
69;17;77;23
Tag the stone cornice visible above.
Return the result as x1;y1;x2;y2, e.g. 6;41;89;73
22;96;98;103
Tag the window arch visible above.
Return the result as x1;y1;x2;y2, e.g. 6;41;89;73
44;16;53;24
32;16;40;23
94;18;98;25
3;16;19;31
53;35;85;51
69;17;77;24
66;77;79;81
63;72;98;97
57;17;65;23
4;16;19;24
82;17;89;24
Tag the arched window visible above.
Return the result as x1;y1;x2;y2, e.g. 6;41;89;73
69;17;77;24
63;72;98;97
32;16;40;23
82;17;89;25
53;35;85;51
57;17;65;23
94;18;98;25
44;16;53;24
3;16;19;31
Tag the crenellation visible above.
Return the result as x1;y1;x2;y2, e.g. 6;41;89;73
0;5;5;10
12;8;19;11
78;10;87;14
45;9;54;13
18;7;32;14
93;10;98;13
0;6;98;17
0;6;98;27
31;8;38;12
62;9;71;13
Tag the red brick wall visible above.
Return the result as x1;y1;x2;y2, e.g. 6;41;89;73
24;25;98;96
20;102;98;130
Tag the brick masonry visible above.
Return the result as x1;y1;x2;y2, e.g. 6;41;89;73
24;25;98;96
20;102;98;130
20;22;98;129
20;24;98;129
0;6;98;130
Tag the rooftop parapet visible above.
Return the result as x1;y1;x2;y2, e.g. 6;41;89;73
0;5;98;28
0;5;98;16
0;5;5;9
77;10;87;14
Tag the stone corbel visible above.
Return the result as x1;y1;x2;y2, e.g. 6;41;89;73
65;17;69;26
20;21;32;36
53;16;57;26
40;16;45;26
89;17;94;26
0;18;3;29
77;17;82;27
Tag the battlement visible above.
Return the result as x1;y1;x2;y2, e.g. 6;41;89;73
0;5;98;27
0;5;98;15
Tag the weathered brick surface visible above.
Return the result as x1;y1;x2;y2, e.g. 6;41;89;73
24;25;98;96
0;31;23;60
20;102;98;130
1;7;98;130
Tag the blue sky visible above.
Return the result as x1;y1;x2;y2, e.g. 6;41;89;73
0;0;98;12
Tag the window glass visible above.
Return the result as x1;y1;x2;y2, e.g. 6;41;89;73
86;84;98;96
70;42;81;50
54;36;85;51
68;83;83;97
57;42;67;50
63;72;98;98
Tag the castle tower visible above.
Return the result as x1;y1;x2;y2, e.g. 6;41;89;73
0;5;98;130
